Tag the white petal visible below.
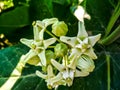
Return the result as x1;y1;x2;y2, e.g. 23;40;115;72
77;55;95;72
20;38;34;48
83;38;89;44
77;21;88;38
88;34;101;46
39;29;44;40
33;26;40;41
74;6;85;22
84;13;91;20
36;70;47;79
47;65;54;78
38;50;46;66
34;20;45;29
47;73;63;86
69;69;74;79
51;59;65;71
75;69;89;77
62;70;69;79
69;48;82;58
68;55;78;69
75;44;82;49
44;38;56;49
79;0;84;4
84;48;97;59
42;18;58;27
60;36;77;47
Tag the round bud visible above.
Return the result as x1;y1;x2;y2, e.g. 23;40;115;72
52;21;68;37
54;43;68;57
45;50;55;64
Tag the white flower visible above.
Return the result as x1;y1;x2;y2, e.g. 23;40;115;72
20;22;56;66
60;21;101;59
51;55;89;86
36;65;65;89
74;6;91;22
77;55;95;73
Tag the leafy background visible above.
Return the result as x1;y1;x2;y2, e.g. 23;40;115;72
0;0;120;90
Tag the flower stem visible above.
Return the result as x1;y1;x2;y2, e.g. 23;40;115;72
104;2;120;38
45;30;61;43
106;54;110;90
99;25;120;45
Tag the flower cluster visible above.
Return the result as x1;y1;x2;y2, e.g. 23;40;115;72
20;1;101;89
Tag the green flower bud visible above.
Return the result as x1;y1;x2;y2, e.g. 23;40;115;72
52;21;68;37
45;50;55;64
54;43;68;57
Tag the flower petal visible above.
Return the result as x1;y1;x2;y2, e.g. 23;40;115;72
36;70;47;79
39;29;44;40
83;38;89;44
51;59;65;71
44;38;56;49
20;38;34;48
79;0;84;4
33;26;40;41
84;12;91;20
88;34;101;46
84;48;97;59
42;18;58;27
47;65;54;78
77;55;95;72
68;55;78;69
33;20;45;29
60;36;77;47
77;21;88;38
69;48;82;58
47;73;63;84
74;6;85;22
75;69;89;77
38;50;46;66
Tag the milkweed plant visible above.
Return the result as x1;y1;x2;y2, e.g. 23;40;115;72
0;0;102;90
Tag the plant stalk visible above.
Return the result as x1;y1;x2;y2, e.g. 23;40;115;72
106;54;110;90
99;25;120;45
104;2;120;37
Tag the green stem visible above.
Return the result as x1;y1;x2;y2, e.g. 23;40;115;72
99;25;120;45
48;46;55;48
106;54;110;90
104;2;120;37
45;30;61;43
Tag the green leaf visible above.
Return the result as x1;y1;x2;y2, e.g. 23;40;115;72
29;0;53;21
0;6;30;38
0;44;29;86
0;6;30;28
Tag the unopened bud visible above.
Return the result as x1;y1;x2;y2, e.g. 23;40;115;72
54;43;68;57
52;21;68;37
